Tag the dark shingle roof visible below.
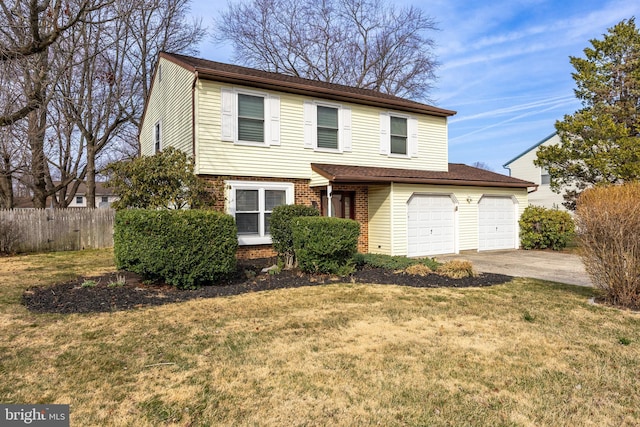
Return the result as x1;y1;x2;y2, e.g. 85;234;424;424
161;52;456;117
311;163;536;188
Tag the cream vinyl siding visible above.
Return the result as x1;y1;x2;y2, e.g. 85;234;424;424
194;81;449;176
368;185;392;255
388;184;528;256
505;134;566;210
140;58;194;156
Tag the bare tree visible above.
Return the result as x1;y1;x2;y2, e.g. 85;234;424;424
0;0;112;127
471;161;493;172
214;0;438;100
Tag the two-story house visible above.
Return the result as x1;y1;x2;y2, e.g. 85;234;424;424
139;52;535;259
503;133;567;210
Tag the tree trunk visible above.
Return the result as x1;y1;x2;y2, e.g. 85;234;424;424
86;142;96;208
0;154;14;209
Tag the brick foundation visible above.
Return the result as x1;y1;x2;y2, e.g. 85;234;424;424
200;175;369;260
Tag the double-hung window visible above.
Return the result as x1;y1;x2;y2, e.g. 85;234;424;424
228;181;294;245
317;106;339;149
221;88;280;146
237;94;265;143
390;116;408;155
379;112;418;157
303;101;351;152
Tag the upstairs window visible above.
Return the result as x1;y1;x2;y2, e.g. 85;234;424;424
237;94;265;143
221;88;280;146
303;101;351;152
76;196;83;204
390;116;407;155
317;106;339;149
379;112;418;157
154;121;161;153
541;167;551;185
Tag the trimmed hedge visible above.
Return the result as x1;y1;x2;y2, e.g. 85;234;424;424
292;216;360;274
114;209;238;288
270;204;320;268
519;205;575;250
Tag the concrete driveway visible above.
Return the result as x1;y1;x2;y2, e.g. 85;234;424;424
436;250;592;287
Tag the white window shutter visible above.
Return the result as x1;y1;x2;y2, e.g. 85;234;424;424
268;95;281;146
220;87;235;142
408;117;419;157
303;101;315;149
341;107;352;152
379;112;390;155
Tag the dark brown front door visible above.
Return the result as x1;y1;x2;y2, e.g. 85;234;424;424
321;191;355;219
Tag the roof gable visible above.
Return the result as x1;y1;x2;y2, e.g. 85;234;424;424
503;132;557;167
160;52;456;118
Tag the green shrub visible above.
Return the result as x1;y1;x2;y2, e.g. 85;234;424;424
270;204;319;268
114;209;238;289
292;217;360;274
576;183;640;309
519;205;575;250
353;253;440;271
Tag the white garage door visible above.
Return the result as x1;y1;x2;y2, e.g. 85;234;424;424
407;195;455;256
478;196;516;251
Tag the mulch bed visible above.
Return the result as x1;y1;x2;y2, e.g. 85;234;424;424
22;262;513;314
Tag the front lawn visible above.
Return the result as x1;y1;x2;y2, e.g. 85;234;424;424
1;249;639;426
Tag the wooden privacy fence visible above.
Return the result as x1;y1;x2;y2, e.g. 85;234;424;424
0;208;115;253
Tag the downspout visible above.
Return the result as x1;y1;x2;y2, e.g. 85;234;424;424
327;184;333;217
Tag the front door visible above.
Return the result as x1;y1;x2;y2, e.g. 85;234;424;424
321;191;355;219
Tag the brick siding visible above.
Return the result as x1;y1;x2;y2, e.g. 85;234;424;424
200;175;369;259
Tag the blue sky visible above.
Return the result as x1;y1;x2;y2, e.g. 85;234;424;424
189;0;636;173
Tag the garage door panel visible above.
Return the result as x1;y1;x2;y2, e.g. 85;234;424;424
408;195;455;257
478;196;516;251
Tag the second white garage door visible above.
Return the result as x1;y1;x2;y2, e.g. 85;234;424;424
478;196;517;251
407;195;455;257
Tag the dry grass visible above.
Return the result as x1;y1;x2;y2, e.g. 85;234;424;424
438;259;476;278
1;249;640;426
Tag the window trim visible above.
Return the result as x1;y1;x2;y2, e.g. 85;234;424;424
237;91;266;145
227;180;294;245
389;115;408;156
154;120;161;153
314;101;342;152
379;112;418;158
304;100;352;152
221;87;280;147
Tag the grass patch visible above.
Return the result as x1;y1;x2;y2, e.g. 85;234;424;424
1;250;640;426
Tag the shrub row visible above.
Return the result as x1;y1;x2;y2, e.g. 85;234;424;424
114;209;237;289
519;205;574;250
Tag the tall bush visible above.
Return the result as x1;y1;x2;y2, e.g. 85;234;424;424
292;216;360;274
270;204;319;268
575;183;640;308
114;209;237;288
519;205;575;250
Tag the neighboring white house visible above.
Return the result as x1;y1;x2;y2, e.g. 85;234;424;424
65;182;118;208
139;52;535;259
13;182;118;209
503;133;567;210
